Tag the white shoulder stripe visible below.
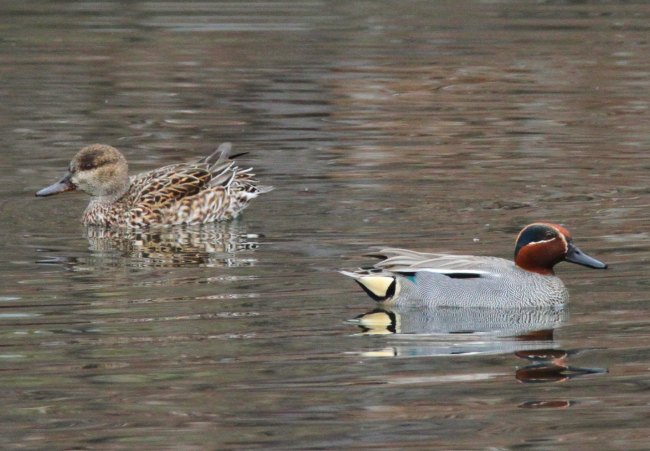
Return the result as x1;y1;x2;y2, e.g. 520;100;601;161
394;268;497;277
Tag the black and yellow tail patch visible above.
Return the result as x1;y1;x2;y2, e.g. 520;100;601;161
355;275;396;301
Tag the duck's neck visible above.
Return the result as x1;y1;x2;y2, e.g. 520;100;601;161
515;243;562;276
93;181;130;203
96;192;127;203
82;192;130;227
516;261;556;276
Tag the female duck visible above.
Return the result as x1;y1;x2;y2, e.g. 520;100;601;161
341;223;607;308
36;143;271;228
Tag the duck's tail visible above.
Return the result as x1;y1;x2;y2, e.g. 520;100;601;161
340;270;396;301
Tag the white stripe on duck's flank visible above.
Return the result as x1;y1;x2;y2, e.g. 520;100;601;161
393;268;496;277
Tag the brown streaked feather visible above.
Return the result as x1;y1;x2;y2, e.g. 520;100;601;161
134;168;213;206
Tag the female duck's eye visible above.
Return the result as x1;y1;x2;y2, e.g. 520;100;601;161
81;162;96;170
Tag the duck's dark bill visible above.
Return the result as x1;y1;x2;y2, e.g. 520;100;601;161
565;243;607;269
35;172;76;197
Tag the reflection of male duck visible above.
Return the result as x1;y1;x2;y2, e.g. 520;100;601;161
36;143;272;227
343;223;607;308
514;348;607;384
353;306;608;382
352;304;566;357
356;304;566;337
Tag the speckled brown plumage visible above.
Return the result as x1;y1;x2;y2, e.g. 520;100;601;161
36;143;272;227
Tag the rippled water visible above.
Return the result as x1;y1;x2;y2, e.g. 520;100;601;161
2;1;650;450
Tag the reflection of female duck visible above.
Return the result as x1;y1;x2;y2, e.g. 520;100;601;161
37;143;272;227
342;223;607;308
84;222;261;267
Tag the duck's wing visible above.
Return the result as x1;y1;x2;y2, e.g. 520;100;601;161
202;143;274;194
131;166;213;208
125;166;218;226
364;248;513;277
199;142;233;166
124;144;271;225
199;143;237;185
130;143;245;207
341;249;512;301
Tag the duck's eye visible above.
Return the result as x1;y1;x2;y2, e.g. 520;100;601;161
81;162;96;170
544;232;555;240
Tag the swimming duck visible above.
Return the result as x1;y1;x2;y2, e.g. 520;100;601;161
36;143;272;227
341;223;607;308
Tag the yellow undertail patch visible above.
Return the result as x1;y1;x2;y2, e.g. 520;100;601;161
357;276;394;298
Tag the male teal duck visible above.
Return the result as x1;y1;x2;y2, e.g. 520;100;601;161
36;143;272;227
341;223;607;308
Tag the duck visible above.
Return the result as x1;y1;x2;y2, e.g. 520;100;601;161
341;223;607;308
36;143;272;228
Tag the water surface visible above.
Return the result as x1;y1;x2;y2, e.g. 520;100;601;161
2;1;650;450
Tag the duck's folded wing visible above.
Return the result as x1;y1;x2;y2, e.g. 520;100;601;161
343;249;514;300
132;167;213;208
368;248;511;277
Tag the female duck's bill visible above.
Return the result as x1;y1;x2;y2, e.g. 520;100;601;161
36;171;76;197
